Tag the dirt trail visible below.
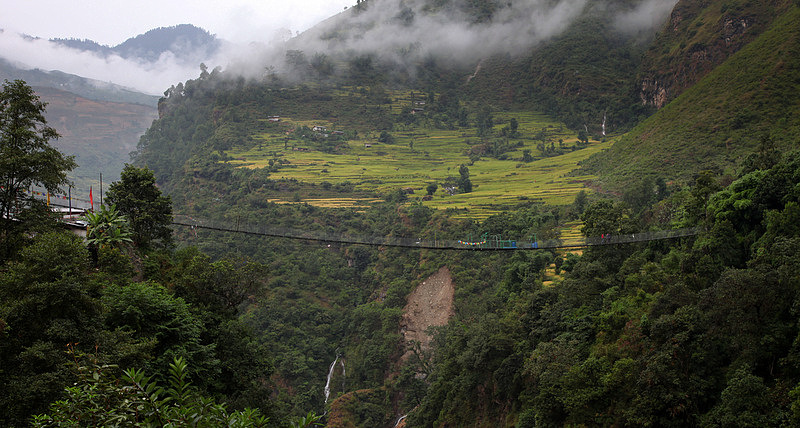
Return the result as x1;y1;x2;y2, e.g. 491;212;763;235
400;266;455;361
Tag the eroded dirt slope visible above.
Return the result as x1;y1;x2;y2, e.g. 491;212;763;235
400;266;455;361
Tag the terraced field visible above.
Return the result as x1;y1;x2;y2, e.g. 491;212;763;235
226;92;611;218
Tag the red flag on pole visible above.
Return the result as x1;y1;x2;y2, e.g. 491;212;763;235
89;186;94;211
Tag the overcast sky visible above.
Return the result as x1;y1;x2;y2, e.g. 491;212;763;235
0;0;354;94
0;0;353;45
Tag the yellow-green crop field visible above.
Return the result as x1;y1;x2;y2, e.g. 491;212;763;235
558;220;586;247
227;95;612;219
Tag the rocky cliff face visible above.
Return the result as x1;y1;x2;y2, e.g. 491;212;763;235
638;0;790;108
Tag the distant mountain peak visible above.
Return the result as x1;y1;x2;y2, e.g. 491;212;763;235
51;24;221;64
115;24;220;63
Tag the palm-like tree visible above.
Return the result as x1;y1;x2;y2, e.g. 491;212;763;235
82;204;133;249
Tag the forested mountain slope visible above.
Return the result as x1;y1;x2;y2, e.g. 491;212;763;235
288;0;671;135
118;1;800;427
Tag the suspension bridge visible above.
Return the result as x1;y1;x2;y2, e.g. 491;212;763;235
30;189;700;251
171;216;700;251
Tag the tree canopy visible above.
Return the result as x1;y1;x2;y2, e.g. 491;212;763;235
107;164;173;250
0;79;76;260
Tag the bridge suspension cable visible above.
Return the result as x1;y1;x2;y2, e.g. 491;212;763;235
37;187;701;249
172;216;700;251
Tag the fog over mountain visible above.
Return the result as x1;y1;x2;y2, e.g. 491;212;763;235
225;0;680;82
296;0;593;63
613;0;678;34
0;0;678;94
0;25;289;95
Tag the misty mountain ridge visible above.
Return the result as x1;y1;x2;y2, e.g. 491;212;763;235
251;0;678;136
52;24;221;65
293;0;675;62
0;57;158;106
0;23;225;95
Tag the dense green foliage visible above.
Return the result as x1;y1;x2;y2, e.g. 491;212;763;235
107;164;173;250
83;204;133;251
0;79;76;261
6;1;800;426
0;203;276;426
32;354;270;427
404;151;800;426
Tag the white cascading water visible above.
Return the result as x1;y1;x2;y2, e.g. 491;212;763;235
602;112;606;136
394;414;408;427
340;359;345;392
466;60;483;83
602;109;609;137
324;355;339;404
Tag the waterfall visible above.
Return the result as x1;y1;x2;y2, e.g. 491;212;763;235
324;355;339;404
394;414;408;427
602;111;607;136
340;359;346;392
466;60;483;83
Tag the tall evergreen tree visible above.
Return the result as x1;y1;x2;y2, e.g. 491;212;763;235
107;164;173;250
0;79;76;261
458;164;473;193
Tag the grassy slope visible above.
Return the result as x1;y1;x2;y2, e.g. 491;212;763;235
582;5;800;190
637;0;791;107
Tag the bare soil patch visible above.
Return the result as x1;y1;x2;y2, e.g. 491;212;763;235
399;266;455;361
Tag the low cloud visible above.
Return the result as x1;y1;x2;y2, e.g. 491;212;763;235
289;0;592;67
613;0;679;34
252;0;678;81
0;30;203;94
0;28;292;95
0;0;679;94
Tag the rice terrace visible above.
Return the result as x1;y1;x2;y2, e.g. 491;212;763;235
225;88;611;219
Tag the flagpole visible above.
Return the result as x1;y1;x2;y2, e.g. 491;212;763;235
100;173;103;208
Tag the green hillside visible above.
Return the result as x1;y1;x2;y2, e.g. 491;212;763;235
142;76;611;220
582;4;800;190
637;0;792;108
9;1;800;427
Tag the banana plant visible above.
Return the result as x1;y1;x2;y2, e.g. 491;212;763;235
82;204;133;250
